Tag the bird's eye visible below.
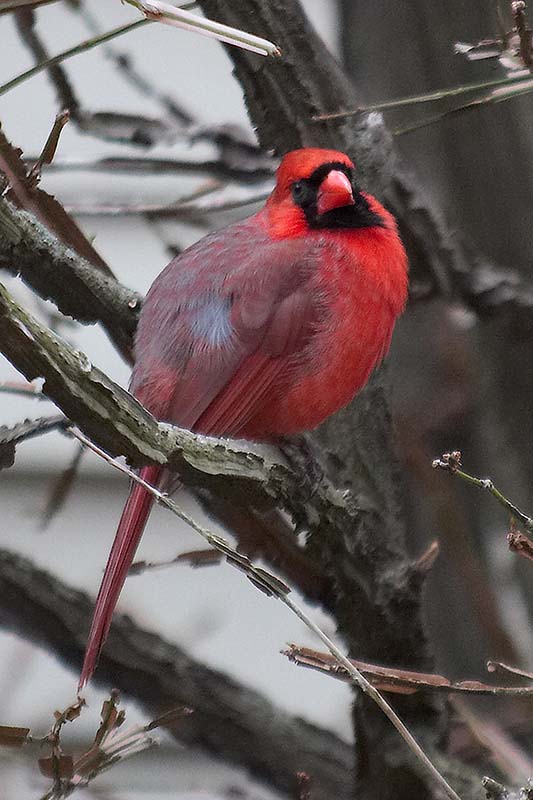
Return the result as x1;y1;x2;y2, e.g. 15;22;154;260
291;180;311;206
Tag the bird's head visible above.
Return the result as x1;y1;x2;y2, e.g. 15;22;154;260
266;148;385;237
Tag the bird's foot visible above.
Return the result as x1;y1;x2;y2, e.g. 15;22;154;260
278;434;326;498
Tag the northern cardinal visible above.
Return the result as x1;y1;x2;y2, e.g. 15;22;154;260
79;148;408;688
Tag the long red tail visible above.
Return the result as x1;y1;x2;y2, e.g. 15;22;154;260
78;464;162;690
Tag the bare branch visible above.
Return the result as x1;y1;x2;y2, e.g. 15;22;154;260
76;1;195;126
130;547;222;574
0;119;112;276
123;0;280;56
0;196;140;361
487;661;533;681
62;189;271;219
34;154;275;183
313;71;533;120
284;645;533;698
432;451;533;532
0;415;67;469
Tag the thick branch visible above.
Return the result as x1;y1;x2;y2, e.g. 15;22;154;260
0;196;140;361
0;278;442;659
0;547;353;800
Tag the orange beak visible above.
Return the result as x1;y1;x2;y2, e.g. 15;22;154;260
316;170;355;216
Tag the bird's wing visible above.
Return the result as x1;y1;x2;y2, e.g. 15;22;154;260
131;221;327;437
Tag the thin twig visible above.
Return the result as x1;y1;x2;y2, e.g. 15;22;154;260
432;451;533;532
314;72;533;138
284;644;533;697
0;380;47;399
0;19;150;99
75;1;196;125
487;660;533;681
31;155;275;183
69;427;292;599
130;547;222;574
281;595;462;800
73;0;271;169
123;0;280;56
313;71;533;120
63;190;271;218
28;110;70;185
70;427;463;800
35;692;187;800
14;7;80;114
392;78;533;136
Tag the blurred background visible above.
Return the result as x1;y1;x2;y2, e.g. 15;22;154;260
1;0;533;796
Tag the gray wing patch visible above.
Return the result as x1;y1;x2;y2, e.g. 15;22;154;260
185;293;234;350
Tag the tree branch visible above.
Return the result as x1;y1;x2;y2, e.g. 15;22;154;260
36;154;275;183
0;196;140;361
0;414;67;469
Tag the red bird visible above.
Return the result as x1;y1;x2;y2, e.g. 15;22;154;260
79;148;408;688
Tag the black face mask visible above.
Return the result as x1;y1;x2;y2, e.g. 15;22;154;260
291;162;385;230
